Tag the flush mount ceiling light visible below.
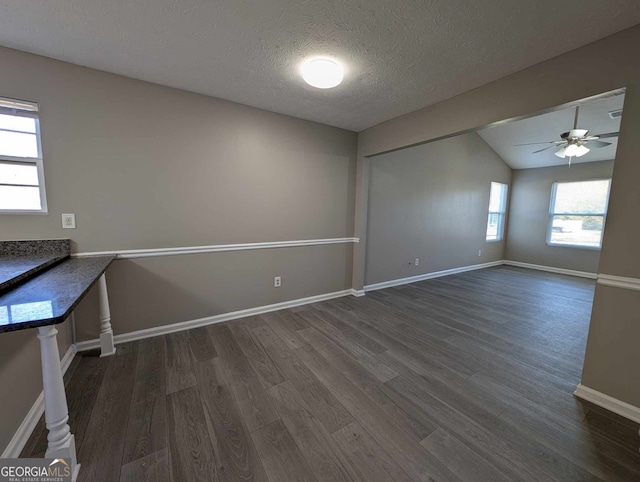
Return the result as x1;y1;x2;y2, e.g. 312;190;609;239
301;58;344;89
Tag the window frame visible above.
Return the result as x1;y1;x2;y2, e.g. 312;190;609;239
546;178;611;251
0;97;48;214
486;181;509;242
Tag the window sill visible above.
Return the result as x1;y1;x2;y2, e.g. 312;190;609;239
546;243;601;251
485;239;503;243
0;209;48;215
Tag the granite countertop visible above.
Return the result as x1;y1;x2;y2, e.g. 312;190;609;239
0;239;72;292
0;256;115;333
0;239;71;257
0;254;69;292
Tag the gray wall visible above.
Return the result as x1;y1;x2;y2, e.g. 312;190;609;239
365;132;511;286
0;46;357;453
505;160;614;273
0;47;356;251
581;82;640;407
73;244;353;342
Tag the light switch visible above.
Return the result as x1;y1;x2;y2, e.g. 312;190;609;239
62;213;76;229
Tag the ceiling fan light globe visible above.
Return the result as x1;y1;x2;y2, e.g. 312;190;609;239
575;145;590;157
554;146;567;158
564;144;579;157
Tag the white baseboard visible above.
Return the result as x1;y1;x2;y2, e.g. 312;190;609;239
363;260;504;292
503;260;596;279
2;344;77;459
574;384;640;426
76;289;355;351
350;289;366;297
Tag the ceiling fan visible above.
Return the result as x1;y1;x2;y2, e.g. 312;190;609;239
516;106;619;166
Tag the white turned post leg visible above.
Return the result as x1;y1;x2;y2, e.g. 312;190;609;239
98;273;116;357
37;325;80;481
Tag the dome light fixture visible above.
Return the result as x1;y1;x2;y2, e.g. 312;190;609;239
301;58;344;89
555;143;590;159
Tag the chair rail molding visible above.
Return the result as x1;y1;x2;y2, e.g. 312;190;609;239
73;237;359;259
597;274;640;291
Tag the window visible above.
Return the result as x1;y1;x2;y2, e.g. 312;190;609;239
0;97;47;213
548;179;611;249
486;182;508;241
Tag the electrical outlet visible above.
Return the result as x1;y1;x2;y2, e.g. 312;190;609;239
274;276;282;288
62;213;76;229
414;258;420;266
478;250;482;257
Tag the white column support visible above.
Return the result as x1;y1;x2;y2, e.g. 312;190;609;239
37;325;80;481
97;273;116;357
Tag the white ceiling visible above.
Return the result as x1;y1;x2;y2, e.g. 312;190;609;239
0;2;639;132
478;93;624;169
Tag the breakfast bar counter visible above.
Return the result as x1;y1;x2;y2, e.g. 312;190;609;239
0;256;114;332
0;252;116;481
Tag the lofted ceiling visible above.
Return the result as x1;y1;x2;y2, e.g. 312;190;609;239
478;93;624;170
0;2;639;132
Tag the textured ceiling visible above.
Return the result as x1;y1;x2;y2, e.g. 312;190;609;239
478;93;625;169
0;2;639;131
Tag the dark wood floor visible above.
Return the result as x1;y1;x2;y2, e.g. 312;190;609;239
22;266;640;481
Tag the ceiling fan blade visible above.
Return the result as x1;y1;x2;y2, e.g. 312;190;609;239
586;140;612;149
532;145;560;154
515;141;559;146
592;132;619;139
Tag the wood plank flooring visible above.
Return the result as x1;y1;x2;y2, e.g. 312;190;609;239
22;266;640;481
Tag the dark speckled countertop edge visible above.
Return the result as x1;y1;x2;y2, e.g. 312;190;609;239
0;239;71;257
55;258;115;324
0;254;70;293
0;256;115;333
0;313;69;333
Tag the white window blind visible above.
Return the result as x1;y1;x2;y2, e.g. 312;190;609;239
547;179;611;249
0;97;47;212
486;182;508;241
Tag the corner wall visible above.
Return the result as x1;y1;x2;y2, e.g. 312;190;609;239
365;132;511;286
505;160;614;273
581;82;640;408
